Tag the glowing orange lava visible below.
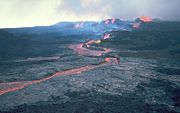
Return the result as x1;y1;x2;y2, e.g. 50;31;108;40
0;63;108;95
140;16;153;22
0;33;119;96
0;41;115;95
105;58;119;64
69;41;111;57
94;40;101;44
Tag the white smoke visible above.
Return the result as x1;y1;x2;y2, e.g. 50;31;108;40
0;0;179;28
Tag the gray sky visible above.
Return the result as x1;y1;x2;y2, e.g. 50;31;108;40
0;0;180;28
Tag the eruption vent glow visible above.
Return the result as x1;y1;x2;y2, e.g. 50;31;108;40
140;16;152;22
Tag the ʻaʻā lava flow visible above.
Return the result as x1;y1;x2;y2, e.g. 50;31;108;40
0;39;118;96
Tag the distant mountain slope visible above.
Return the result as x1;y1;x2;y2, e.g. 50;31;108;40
101;22;180;59
0;29;82;60
4;19;133;38
2;20;180;59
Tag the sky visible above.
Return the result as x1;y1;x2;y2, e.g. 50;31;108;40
0;0;180;28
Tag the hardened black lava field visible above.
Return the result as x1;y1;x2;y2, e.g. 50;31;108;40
0;20;180;113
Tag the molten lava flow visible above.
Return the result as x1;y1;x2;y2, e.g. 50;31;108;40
0;29;119;96
86;40;95;45
0;41;115;96
94;40;101;44
103;33;110;39
140;16;152;22
105;58;111;62
0;63;107;95
105;58;119;64
69;42;111;57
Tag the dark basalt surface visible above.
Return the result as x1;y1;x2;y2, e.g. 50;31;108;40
0;21;180;113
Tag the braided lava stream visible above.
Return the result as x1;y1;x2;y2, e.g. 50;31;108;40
0;40;118;96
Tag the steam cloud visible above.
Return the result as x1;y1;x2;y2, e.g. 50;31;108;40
0;0;180;28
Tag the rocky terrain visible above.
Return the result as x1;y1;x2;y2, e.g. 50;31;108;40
0;18;179;113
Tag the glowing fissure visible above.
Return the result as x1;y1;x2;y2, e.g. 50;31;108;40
140;16;152;22
132;16;153;29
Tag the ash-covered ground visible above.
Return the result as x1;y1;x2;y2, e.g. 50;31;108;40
0;20;180;113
